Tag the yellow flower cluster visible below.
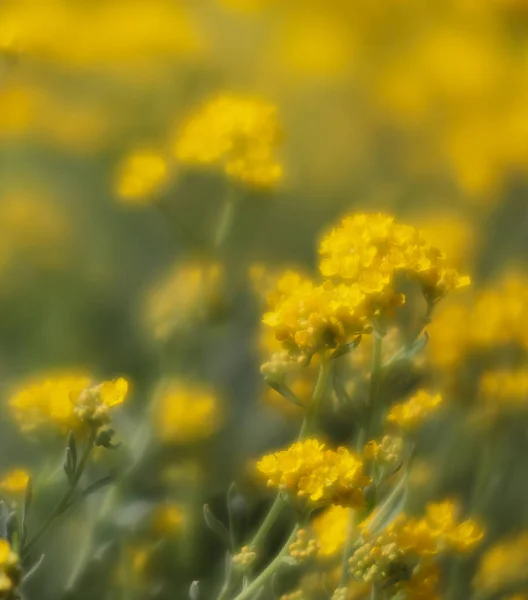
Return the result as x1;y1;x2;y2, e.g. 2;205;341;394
427;272;528;373
319;213;470;306
352;500;483;595
115;150;169;204
471;273;528;350
257;439;370;508
474;530;528;594
0;469;29;494
312;504;350;557
263;213;469;359
262;271;370;356
153;380;222;444
0;540;19;597
145;260;224;342
387;390;443;431
8;373;128;433
174;94;282;188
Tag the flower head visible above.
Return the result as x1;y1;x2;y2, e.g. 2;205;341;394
262;271;370;357
387;390;443;431
312;504;350;556
474;531;528;594
319;212;470;306
8;373;128;433
145;259;224;342
153;379;222;444
174;93;282;188
115;150;169;204
257;439;370;508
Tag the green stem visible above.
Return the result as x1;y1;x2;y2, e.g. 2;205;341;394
22;429;96;559
214;192;236;250
232;526;299;600
248;359;331;550
367;332;383;441
339;509;356;586
218;360;331;600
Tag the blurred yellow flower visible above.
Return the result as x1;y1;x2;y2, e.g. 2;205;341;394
174;93;283;188
152;503;184;536
0;469;29;494
257;439;370;508
387;390;443;431
8;373;128;433
474;531;528;594
0;0;204;69
115;150;169;204
312;504;350;556
0;539;18;595
145;260;224;341
154;380;222;444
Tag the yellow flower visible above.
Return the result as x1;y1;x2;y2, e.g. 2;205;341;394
144;259;224;342
9;373;92;433
319;212;470;306
0;469;29;494
474;531;528;594
8;373;128;433
262;271;370;357
153;379;222;444
312;505;351;556
387;390;443;431
174;93;282;189
115;150;169;204
257;439;370;508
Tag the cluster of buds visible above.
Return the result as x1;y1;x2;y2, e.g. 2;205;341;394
364;436;404;469
330;588;348;600
72;378;128;430
288;529;319;562
232;546;256;569
349;537;408;585
261;351;307;378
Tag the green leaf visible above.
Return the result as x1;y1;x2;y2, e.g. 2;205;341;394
66;431;77;470
203;504;230;546
63;448;76;486
331;335;362;360
21;554;45;584
189;580;200;600
263;377;304;408
21;476;33;545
